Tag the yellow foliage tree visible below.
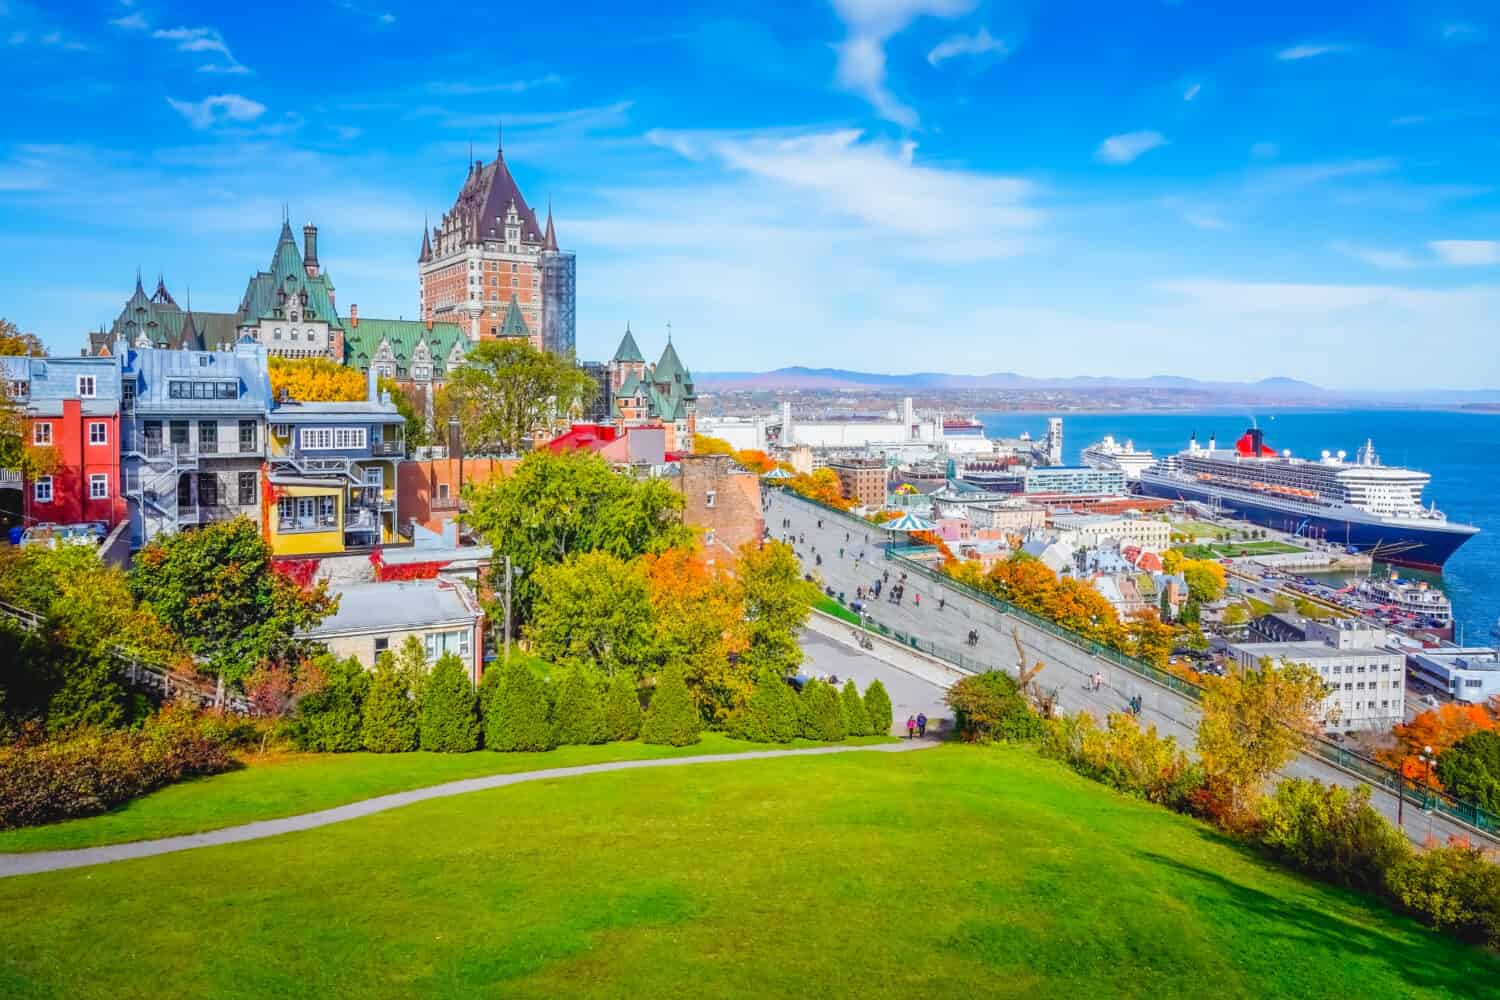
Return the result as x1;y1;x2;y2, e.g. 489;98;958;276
692;434;734;456
269;356;367;402
788;467;851;510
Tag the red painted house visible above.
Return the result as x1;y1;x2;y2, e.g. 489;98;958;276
3;355;127;530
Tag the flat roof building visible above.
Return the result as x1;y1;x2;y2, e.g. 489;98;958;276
301;579;485;683
1230;628;1405;732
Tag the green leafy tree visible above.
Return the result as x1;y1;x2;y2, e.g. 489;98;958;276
1258;778;1411;892
734;669;801;743
380;376;428;449
799;679;846;742
128;518;336;686
486;656;557;751
553;667;606;745
737;540;812;676
640;665;702;746
444;339;596;455
1436;730;1500;814
863;679;894;737
464;450;692;622
419;653;480;752
526;551;654;679
361;653;419;753
840;680;871;737
602;671;642;741
945;671;1040;743
293;654;370;752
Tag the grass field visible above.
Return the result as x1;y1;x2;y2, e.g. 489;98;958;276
0;733;886;854
1176;541;1305;560
814;594;862;624
2;745;1494;999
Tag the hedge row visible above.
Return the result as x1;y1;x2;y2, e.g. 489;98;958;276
730;673;892;744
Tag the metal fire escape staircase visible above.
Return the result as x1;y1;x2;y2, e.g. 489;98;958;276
127;439;200;533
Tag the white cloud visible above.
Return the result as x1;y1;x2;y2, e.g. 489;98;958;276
644;126;1040;248
1095;130;1167;165
109;12;147;30
335;1;396;26
927;26;1006;66
1276;42;1351;60
1183;212;1228;231
830;0;974;126
426;74;563;96
1429;240;1500;266
1441;22;1482;43
165;94;267;130
1182;82;1200;101
152;25;247;74
1331;241;1419;270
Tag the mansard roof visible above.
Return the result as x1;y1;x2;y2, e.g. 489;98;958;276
100;274;238;352
344;318;468;377
444;147;543;247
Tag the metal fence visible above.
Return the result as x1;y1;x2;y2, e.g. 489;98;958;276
773;487;1500;838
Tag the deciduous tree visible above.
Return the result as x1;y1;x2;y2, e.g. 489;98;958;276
737;540;812;676
444;339;595;455
526;551;654;679
1382;702;1496;788
268;356;367;402
1434;729;1500;812
644;547;748;723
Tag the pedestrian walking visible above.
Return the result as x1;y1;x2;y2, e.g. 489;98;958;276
914;592;920;607
917;713;927;738
938;596;945;611
906;715;917;739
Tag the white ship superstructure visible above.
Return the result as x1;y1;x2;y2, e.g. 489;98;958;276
1080;435;1154;482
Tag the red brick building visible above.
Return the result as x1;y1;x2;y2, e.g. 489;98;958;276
673;454;764;567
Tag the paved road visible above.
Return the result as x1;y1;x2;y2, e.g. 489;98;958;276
768;489;1491;846
0;741;937;879
799;628;949;731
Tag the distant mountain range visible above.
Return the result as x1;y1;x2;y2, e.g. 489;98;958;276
693;367;1500;405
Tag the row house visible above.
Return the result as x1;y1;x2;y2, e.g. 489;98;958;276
264;368;405;557
1;355;127;530
121;341;272;547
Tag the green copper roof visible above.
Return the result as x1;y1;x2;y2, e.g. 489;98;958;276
653;339;685;383
344;318;468;377
102;275;238;352
498;295;531;339
612;326;645;364
236;221;344;333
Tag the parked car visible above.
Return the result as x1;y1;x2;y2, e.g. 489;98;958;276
19;523;99;549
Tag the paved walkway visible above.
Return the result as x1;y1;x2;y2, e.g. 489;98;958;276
0;741;937;879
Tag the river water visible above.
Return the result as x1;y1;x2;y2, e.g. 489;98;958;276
978;409;1500;645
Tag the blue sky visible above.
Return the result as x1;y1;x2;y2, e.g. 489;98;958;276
1;0;1496;387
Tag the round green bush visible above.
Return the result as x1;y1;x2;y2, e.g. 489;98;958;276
641;665;702;747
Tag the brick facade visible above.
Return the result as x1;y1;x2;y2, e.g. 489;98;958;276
674;454;764;567
397;456;520;536
827;457;889;509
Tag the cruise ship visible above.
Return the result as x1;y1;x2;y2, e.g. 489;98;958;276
1080;435;1154;482
1137;428;1478;570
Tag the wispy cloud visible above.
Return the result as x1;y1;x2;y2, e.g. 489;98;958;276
152;25;248;74
335;1;396;26
1331;241;1419;270
426;74;563;96
1245;157;1397;194
1276;42;1351;61
1428;240;1500;266
1440;22;1482;44
1095;130;1167;165
830;0;975;127
927;26;1007;66
109;12;148;31
165;94;267;130
1182;82;1200;101
1183;212;1228;231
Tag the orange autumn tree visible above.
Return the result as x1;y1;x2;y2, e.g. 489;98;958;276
269;356;366;402
733;448;775;474
909;529;956;567
788;467;852;510
1381;702;1498;789
1127;608;1176;669
643;548;750;724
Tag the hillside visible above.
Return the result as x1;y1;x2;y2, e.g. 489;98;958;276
1;745;1492;998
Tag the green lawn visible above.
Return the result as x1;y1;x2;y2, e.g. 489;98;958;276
0;733;887;854
814;594;861;624
1176;540;1305;560
2;745;1494;999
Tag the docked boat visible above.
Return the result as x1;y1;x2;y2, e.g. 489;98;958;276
1137;428;1478;570
1080;435;1154;482
1355;570;1453;625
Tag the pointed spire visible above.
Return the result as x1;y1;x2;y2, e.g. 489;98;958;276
543;197;558;251
497;121;503;157
419;212;432;262
135;266;143;294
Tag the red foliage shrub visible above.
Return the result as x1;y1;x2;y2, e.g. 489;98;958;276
272;558;320;589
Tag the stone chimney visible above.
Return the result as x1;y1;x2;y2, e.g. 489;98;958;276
367;361;379;402
303;223;319;277
350;303;359;329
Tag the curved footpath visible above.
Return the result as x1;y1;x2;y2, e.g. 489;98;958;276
0;741;936;879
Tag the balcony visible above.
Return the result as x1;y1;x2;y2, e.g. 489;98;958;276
278;514;338;534
370;441;404;457
0;469;21;487
430;496;460;512
141;441;197;462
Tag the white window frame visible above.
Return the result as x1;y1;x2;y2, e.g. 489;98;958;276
363;467;383;488
32;422;52;446
76;375;96;398
300;427;334;450
89;473;108;499
333;427;367;450
34;476;53;503
88;421;108;445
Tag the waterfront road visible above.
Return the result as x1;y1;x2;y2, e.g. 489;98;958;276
766;488;1491;847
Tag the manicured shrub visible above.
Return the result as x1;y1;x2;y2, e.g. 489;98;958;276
419;653;480;753
601;671;642;741
799;679;846;742
945;670;1040;743
0;710;237;828
1044;710;1202;812
553;668;605;746
841;680;871;737
292;655;370;752
1386;843;1500;949
361;654;418;753
733;669;801;743
641;665;702;747
1256;779;1411;892
863;679;894;736
486;657;556;752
